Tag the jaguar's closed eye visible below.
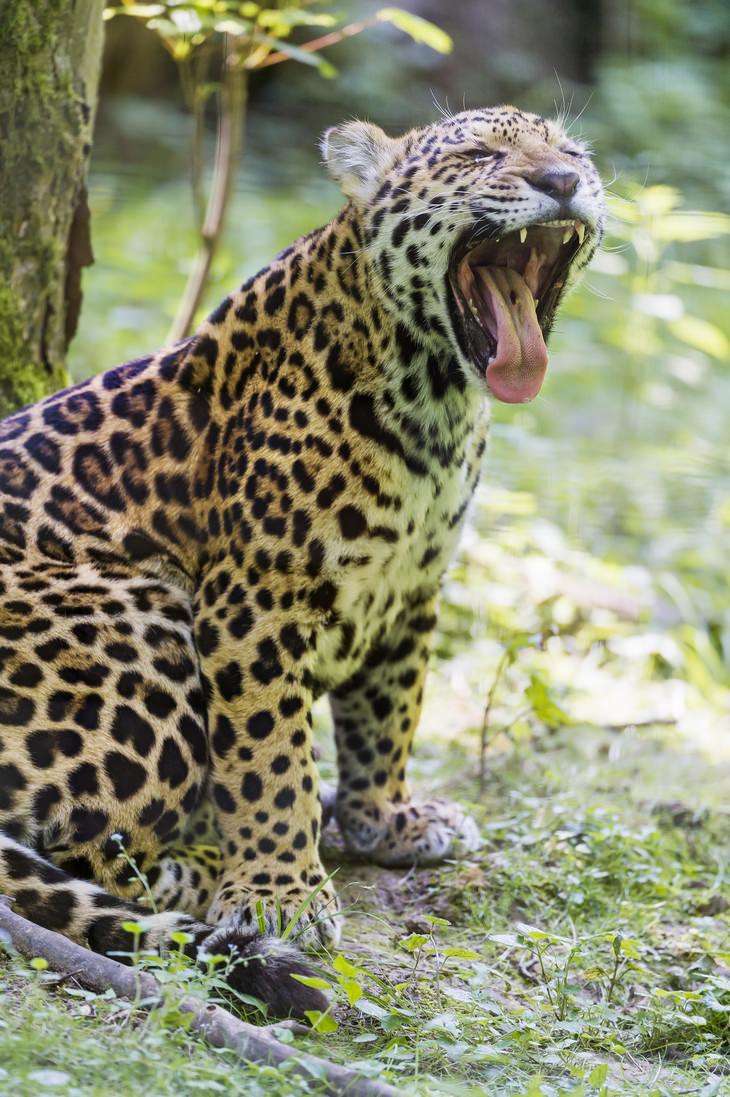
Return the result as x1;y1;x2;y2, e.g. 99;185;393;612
561;147;584;158
461;148;501;162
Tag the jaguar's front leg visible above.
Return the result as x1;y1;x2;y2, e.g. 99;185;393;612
331;589;479;867
196;603;340;949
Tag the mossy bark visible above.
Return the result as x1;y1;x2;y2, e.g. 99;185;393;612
0;0;105;417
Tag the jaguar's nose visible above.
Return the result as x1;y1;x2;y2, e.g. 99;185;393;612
528;169;580;199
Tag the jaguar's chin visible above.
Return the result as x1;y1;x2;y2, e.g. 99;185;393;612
447;220;586;403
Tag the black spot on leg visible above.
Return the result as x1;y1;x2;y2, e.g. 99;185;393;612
211;714;235;757
250;640;282;685
213;783;236;813
157;738;189;789
338;505;367;539
274;787;295;810
247;710;274;740
241;772;263;801
33;783;61;822
0;762;26;809
103;752;147;800
68;763;99;797
71;806;109;842
110;705;155;757
215;662;243;702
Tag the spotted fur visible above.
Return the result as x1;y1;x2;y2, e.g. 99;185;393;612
0;107;604;1014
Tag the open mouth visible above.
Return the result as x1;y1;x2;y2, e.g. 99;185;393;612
447;220;586;403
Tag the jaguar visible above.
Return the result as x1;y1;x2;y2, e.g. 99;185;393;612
0;105;604;1015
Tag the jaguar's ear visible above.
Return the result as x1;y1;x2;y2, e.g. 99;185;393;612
321;120;397;201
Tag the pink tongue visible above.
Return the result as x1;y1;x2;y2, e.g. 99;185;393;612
475;266;548;403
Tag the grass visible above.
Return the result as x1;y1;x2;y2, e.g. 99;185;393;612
0;976;318;1096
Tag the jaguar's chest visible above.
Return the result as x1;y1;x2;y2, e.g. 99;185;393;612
313;410;487;692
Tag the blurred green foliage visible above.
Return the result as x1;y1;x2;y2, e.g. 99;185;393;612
104;0;451;71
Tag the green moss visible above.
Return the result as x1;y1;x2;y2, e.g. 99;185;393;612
0;278;67;417
0;2;100;417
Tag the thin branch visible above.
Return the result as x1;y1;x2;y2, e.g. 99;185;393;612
190;50;213;231
478;650;510;791
0;896;399;1097
252;20;373;69
168;34;247;344
603;717;677;732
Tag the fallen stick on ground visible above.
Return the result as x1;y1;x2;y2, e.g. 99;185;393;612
0;896;399;1097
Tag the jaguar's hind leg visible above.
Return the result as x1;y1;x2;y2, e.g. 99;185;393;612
52;837;222;922
0;566;326;1014
0;831;195;947
0;832;326;1017
138;844;222;920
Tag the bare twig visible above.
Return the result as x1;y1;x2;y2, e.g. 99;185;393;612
0;896;399;1097
478;650;510;790
189;49;214;231
603;717;677;732
253;20;372;69
168;34;247;343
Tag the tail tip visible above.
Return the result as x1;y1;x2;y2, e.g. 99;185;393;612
202;929;329;1018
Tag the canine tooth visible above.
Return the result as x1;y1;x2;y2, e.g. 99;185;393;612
534;298;539;307
519;227;527;243
562;227;573;244
575;221;585;244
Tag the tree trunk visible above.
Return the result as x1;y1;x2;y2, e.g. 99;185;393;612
0;0;105;417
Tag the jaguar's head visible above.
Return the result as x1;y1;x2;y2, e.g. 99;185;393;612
323;106;605;403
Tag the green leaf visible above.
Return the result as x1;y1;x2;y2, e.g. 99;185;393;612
333;954;361;979
304;1009;338;1033
290;973;331;991
376;8;453;54
637;184;681;216
356;998;390;1020
213;18;254;36
515;922;550;941
159;1008;194;1031
121;920;146;935
525;673;572;727
104;3;165;18
257;9;338;31
29;957;49;971
399;932;429;952
619;938;641;960
588;1063;609;1087
147;17;188;38
441;946;481;960
341;978;364;1006
169;931;194;947
490;933;519;947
